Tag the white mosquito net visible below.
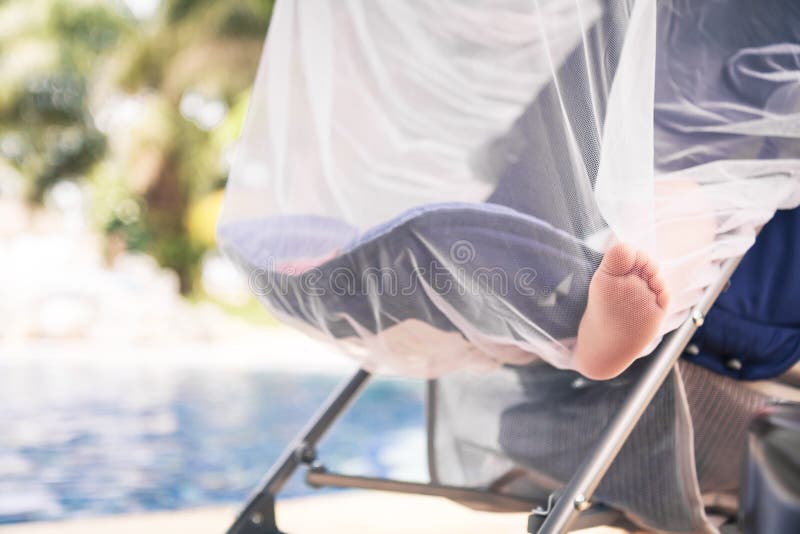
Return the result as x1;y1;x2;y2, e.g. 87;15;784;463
218;0;800;378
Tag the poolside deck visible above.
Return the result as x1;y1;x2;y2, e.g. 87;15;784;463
0;491;622;533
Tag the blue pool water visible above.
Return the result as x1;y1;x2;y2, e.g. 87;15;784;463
0;362;426;524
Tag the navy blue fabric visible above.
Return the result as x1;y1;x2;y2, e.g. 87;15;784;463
684;207;800;380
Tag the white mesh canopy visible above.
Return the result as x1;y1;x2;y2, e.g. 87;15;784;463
219;0;800;377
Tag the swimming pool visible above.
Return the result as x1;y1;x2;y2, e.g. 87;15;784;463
0;362;426;524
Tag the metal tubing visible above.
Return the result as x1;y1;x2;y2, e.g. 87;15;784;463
306;470;623;530
227;368;371;534
306;469;536;511
537;257;743;533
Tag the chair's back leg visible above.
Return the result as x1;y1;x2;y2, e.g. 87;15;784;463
534;257;744;534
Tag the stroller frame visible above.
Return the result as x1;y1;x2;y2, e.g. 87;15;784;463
226;257;743;534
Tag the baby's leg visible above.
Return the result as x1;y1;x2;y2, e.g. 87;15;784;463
655;178;717;294
573;243;670;380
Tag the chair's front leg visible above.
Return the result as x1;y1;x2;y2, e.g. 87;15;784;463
226;369;371;534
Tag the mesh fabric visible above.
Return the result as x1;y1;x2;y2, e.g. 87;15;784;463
219;0;800;377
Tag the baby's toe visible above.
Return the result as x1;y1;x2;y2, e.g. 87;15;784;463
654;278;670;309
601;243;637;276
638;255;660;282
648;272;665;295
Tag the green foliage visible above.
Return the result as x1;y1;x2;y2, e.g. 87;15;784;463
17;71;86;123
35;126;106;200
165;0;214;23
218;0;274;37
2;66;107;201
1;0;275;293
50;0;128;54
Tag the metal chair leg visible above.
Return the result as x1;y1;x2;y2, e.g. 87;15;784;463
226;369;371;534
533;257;743;533
227;258;743;534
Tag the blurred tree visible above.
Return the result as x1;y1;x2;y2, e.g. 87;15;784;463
0;0;128;200
0;0;274;293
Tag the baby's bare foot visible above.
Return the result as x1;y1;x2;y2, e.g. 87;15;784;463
574;243;670;380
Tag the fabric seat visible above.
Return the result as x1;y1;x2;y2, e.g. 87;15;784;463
219;202;601;344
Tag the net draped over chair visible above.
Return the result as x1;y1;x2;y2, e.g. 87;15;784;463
219;2;800;531
218;0;800;377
